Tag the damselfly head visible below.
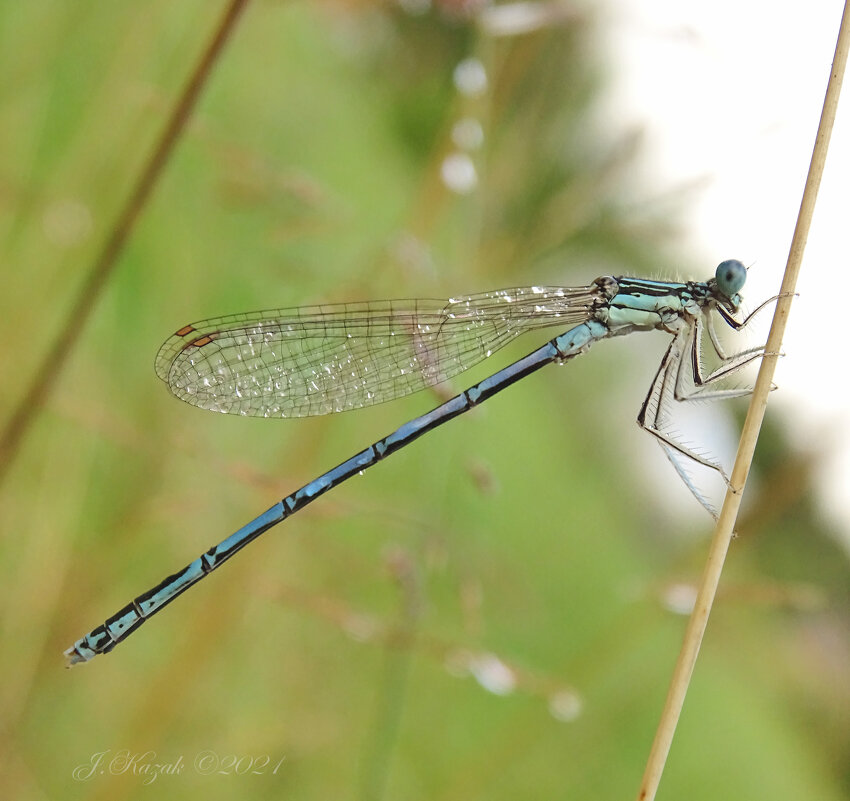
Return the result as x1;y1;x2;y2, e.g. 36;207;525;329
714;259;746;299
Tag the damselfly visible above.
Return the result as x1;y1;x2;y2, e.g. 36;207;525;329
66;259;768;665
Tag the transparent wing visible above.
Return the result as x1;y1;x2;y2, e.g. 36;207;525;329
155;284;602;417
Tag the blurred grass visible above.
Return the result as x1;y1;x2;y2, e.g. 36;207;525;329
1;2;849;800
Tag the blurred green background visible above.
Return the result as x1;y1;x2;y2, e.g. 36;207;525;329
1;2;848;799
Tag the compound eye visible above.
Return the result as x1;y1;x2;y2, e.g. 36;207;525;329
715;259;746;297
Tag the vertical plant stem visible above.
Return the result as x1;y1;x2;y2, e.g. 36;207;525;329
636;3;850;799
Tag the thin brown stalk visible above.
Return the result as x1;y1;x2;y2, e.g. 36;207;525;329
0;0;251;486
636;2;850;799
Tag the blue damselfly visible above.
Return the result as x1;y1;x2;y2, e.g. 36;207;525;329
66;259;768;665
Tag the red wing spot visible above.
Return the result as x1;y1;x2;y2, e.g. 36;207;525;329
175;325;196;337
188;335;215;348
